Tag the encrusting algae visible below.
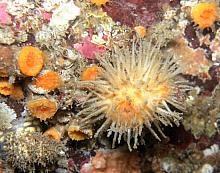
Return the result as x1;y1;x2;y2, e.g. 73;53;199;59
18;46;44;76
77;39;190;150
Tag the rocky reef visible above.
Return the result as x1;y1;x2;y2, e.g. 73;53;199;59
0;0;220;172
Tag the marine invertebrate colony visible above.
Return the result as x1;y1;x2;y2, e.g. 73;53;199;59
191;2;218;29
81;65;101;81
0;102;16;131
27;98;58;121
0;79;13;96
77;39;189;150
3;132;65;171
43;126;62;142
30;70;62;93
18;46;44;76
68;119;93;141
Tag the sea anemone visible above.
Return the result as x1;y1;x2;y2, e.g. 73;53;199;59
191;2;218;29
77;39;189;150
30;70;62;93
68;119;93;141
3;131;65;171
43;125;64;142
90;0;109;6
18;46;44;76
26;98;58;121
0;79;14;96
81;65;101;81
0;102;16;131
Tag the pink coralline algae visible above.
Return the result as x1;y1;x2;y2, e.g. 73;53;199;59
41;11;52;21
102;0;170;27
74;36;106;60
0;3;11;25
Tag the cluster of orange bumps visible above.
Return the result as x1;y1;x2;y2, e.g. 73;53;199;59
0;44;102;141
0;46;61;121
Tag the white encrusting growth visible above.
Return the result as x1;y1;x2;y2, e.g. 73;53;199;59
0;102;16;131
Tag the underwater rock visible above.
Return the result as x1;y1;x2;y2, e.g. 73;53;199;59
170;36;212;80
81;148;141;173
1;0;220;172
0;27;15;45
183;86;220;138
103;0;170;27
0;46;14;77
149;19;180;46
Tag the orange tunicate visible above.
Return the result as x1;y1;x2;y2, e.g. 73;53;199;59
191;2;218;29
81;65;101;81
18;46;44;76
0;80;14;96
90;0;109;6
32;71;61;91
43;127;61;142
27;98;58;121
